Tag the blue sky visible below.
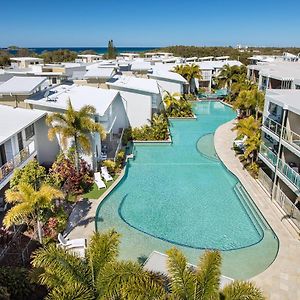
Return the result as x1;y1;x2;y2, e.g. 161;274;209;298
1;0;300;47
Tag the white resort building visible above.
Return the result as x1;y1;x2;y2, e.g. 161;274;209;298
25;84;128;168
0;105;59;197
258;89;300;231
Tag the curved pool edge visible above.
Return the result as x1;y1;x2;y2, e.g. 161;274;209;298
213;119;300;285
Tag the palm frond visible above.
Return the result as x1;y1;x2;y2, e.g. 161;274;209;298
166;247;195;300
221;280;266;300
194;250;221;300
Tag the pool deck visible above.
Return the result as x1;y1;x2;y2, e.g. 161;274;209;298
214;120;300;300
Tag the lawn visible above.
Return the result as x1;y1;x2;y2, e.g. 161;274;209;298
82;177;117;199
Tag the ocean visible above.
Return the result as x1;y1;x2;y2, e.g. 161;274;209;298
2;47;157;55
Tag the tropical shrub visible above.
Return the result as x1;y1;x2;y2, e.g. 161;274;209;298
131;114;169;141
164;92;194;117
47;154;94;197
0;267;35;300
115;150;126;171
10;160;46;190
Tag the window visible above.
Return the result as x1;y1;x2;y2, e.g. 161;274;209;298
17;132;23;151
268;102;278;116
25;124;35;141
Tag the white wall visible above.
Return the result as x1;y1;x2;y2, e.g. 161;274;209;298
156;79;183;96
116;90;153;128
34;116;60;167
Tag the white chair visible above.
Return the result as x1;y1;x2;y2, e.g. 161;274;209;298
233;135;247;148
58;233;86;248
94;172;106;189
101;168;113;182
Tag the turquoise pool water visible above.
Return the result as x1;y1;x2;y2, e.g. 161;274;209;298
96;101;278;279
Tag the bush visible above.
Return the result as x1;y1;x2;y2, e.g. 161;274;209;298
0;267;34;300
115;150;125;171
47;155;94;198
131;114;169;141
122;128;133;145
10;160;46;190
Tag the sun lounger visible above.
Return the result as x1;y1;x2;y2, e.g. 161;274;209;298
94;172;106;189
58;233;86;248
101;167;113;182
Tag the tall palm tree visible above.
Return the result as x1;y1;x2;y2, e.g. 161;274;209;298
163;91;181;110
166;247;265;300
46;100;106;171
233;116;262;162
3;183;63;243
173;64;202;94
31;230;165;299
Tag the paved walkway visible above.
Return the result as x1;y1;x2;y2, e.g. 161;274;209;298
214;120;300;300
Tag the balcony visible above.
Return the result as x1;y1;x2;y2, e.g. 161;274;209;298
259;143;278;166
0;141;36;184
282;127;300;152
277;158;300;191
263;117;282;137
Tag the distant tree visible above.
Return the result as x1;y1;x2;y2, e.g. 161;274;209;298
107;40;117;59
16;48;36;57
80;50;98;55
41;49;77;63
0;50;11;66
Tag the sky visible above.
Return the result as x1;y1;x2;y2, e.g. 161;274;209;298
1;0;300;47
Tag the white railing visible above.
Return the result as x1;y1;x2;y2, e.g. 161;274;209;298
282;126;300;151
277;158;300;190
258;169;273;195
274;186;300;230
0;141;35;183
263;117;282;136
259;144;278;166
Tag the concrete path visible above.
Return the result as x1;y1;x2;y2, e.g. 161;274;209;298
214;120;300;300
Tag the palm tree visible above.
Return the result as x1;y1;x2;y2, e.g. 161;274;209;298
46;100;106;171
233;116;261;163
31;230;165;299
173;64;202;94
3;183;63;243
166;247;265;300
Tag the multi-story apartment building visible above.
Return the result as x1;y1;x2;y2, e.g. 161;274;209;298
247;61;300;91
0;105;59;197
258;90;300;230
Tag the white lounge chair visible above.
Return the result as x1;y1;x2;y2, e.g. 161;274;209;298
233;135;247;148
58;233;86;249
101;168;113;182
94;172;106;189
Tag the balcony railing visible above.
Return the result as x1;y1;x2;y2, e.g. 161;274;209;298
259;144;278;166
0;141;35;183
277;158;300;190
282;127;300;151
263;117;282;136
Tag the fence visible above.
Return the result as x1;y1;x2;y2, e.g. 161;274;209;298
274;186;300;230
258;169;273;195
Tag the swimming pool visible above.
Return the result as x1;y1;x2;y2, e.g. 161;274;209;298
96;101;278;279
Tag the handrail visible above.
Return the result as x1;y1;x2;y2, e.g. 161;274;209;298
0;141;35;183
277;158;300;190
263;117;282;136
259;144;278;166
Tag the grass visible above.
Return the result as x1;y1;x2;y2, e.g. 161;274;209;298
82;176;117;199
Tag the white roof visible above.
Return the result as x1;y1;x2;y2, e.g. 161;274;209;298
131;61;152;71
10;57;43;62
119;53;139;57
0;76;47;95
215;56;230;60
144;251;233;290
25;84;119;116
0;105;46;144
77;54;102;58
266;90;300;115
107;76;159;94
84;67;116;79
197;60;242;70
149;70;187;83
198;56;214;60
